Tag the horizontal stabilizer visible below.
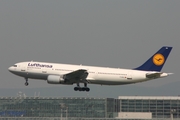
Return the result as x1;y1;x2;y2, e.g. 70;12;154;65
167;73;174;75
146;72;162;78
146;72;171;79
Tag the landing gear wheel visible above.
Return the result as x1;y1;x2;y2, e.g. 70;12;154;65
25;82;29;86
81;87;90;92
79;88;82;91
84;83;90;92
74;87;78;91
74;87;90;92
74;83;90;92
82;87;86;91
86;88;90;92
74;87;82;91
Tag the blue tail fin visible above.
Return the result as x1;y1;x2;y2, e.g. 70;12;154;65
134;46;172;71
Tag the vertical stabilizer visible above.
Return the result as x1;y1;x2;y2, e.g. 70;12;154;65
134;46;172;71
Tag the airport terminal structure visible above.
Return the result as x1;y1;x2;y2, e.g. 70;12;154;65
0;96;180;120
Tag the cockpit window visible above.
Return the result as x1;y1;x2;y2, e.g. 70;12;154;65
13;65;17;67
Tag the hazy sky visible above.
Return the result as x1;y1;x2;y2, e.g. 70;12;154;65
0;0;180;97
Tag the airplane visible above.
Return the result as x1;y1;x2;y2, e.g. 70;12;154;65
8;46;173;92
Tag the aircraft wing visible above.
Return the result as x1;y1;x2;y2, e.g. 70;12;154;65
63;69;88;83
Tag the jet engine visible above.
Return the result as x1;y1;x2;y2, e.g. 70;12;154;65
47;75;65;84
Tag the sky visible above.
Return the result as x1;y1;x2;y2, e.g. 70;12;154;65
0;0;180;98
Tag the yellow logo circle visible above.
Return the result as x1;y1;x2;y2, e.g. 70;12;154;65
153;54;165;66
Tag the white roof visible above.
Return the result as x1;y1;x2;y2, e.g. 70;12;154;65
118;96;180;100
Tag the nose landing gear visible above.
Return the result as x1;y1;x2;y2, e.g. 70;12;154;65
24;78;29;86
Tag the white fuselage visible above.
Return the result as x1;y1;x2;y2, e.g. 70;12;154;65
8;61;168;85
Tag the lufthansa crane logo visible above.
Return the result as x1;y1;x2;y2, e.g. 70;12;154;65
153;54;165;66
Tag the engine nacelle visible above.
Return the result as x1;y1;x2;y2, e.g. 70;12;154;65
47;75;65;84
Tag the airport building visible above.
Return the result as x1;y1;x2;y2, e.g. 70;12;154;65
0;96;180;120
118;96;180;119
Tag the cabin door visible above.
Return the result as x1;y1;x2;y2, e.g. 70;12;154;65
127;71;133;80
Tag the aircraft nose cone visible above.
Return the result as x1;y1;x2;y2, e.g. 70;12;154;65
8;67;13;72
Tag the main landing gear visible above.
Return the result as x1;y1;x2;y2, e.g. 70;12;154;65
24;78;29;86
74;83;90;92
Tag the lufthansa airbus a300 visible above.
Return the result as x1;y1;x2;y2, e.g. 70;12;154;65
9;46;173;92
